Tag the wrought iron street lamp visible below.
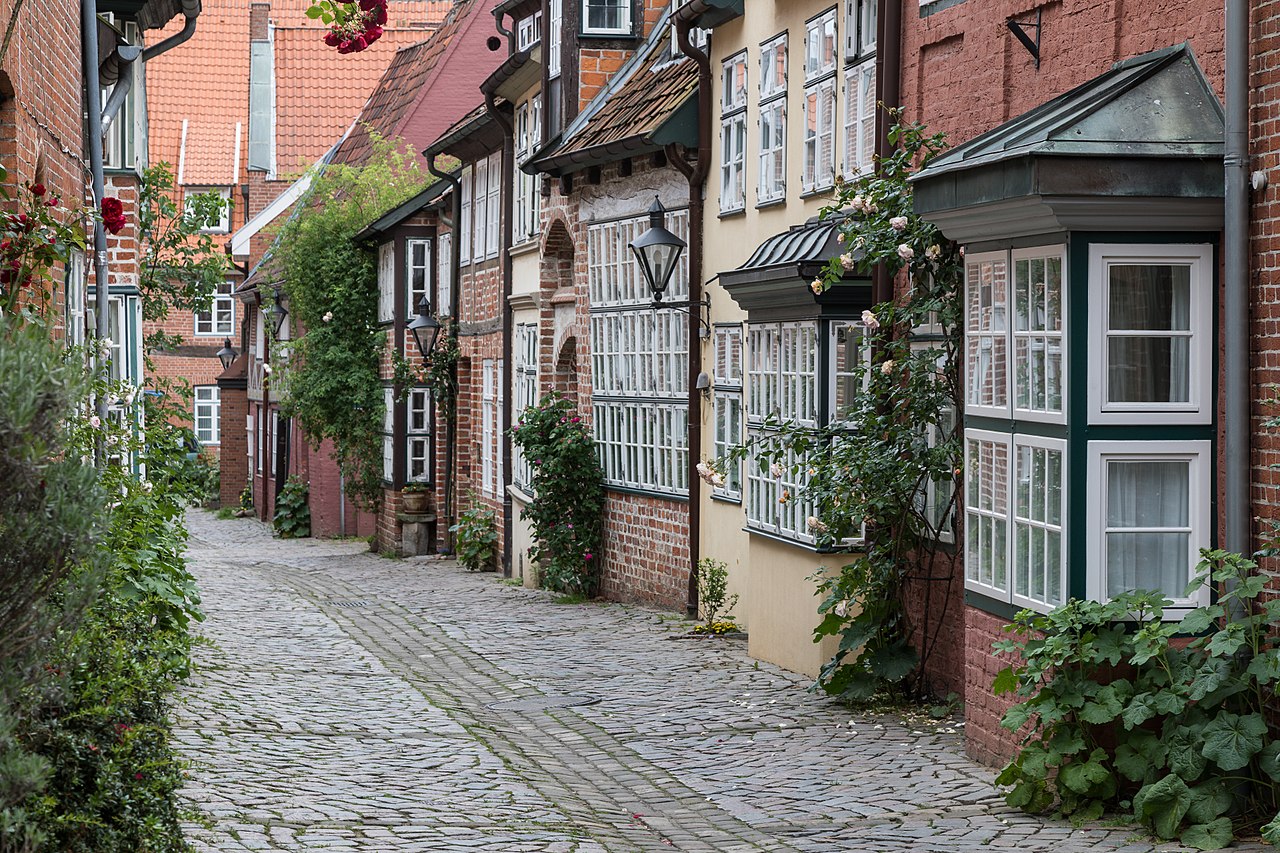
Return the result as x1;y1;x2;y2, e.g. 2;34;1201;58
408;295;442;355
216;337;237;370
630;197;687;304
271;286;289;336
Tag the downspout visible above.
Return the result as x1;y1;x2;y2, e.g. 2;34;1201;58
142;6;200;61
872;0;902;306
429;154;462;553
1224;0;1249;618
674;7;711;619
484;90;517;578
493;7;515;52
82;0;109;466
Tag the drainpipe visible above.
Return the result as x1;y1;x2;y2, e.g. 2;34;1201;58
429;154;462;553
673;7;711;619
1224;0;1249;619
141;4;200;61
483;91;517;578
83;0;109;466
872;0;902;306
492;6;515;53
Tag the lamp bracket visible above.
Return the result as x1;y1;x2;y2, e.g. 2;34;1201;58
651;294;712;338
1007;10;1041;68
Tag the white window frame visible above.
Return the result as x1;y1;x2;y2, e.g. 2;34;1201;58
1087;243;1212;426
1009;434;1068;613
517;10;543;49
548;0;563;78
712;323;743;501
436;232;453;317
195;280;236;337
842;58;875;178
1009;246;1067;424
719;52;747;214
194;386;221;446
65;250;86;349
758;33;788;205
406;238;431;315
485;151;502;259
802;9;838;193
581;0;631;35
472;158;488;261
406;387;431;483
377;241;395;323
513;323;539;493
382;386;395;483
481;359;501;497
963;429;1012;602
185;186;232;233
828;319;870;422
270;409;280;478
845;0;876;61
514;97;543;246
670;0;708;53
102;21;141;171
1086;440;1211;613
248;413;257;475
459;166;473;265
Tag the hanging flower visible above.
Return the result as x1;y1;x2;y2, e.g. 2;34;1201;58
262;363;272;374
810;278;824;295
839;253;856;271
896;244;915;262
861;309;879;329
889;216;909;231
779;489;791;504
836;232;846;244
880;359;895;375
323;310;334;322
88;415;101;428
926;244;942;260
807;516;828;533
101;197;126;234
834;599;851;618
769;461;785;479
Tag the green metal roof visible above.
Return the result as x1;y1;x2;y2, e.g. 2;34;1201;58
912;43;1225;242
916;44;1222;180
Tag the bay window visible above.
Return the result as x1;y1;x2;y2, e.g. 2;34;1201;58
720;52;747;214
963;241;1215;617
588;210;690;495
802;9;838;193
515;96;543;245
758;34;787;205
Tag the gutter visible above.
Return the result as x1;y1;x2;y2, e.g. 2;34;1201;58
1223;0;1249;617
428;154;462;554
481;87;517;579
673;0;713;619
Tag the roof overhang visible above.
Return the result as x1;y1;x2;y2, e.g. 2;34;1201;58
526;89;697;177
720;217;873;320
229;169;314;257
425;109;504;161
673;0;743;29
481;46;541;103
356;181;448;242
98;0;198;30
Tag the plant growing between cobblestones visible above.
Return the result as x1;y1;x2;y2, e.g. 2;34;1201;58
693;558;739;635
993;550;1280;849
450;502;498;572
720;117;962;702
510;394;605;596
273;132;427;508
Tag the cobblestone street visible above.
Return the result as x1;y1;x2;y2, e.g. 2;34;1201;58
177;511;1219;852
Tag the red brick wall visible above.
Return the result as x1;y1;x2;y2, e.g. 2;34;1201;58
310;437;377;538
600;491;689;608
218;383;248;507
963;605;1024;767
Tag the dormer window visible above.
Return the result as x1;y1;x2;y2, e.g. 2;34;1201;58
517;10;543;50
582;0;631;35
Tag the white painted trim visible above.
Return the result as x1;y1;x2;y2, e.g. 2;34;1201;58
1009;245;1067;425
1009;433;1067;614
177;118;188;185
961;250;1011;420
230;170;314;258
963;428;1012;601
1087;243;1213;425
1085;439;1212;615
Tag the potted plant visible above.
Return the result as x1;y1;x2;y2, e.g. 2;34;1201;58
401;481;431;514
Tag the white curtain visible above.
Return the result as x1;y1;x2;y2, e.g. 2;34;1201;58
1107;264;1191;404
1105;459;1190;598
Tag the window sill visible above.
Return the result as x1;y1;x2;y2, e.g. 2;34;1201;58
604;483;689;502
800;185;836;200
718;206;747;219
755;196;787;211
710;491;742;505
509;238;540;258
193;331;232;338
579;29;637;39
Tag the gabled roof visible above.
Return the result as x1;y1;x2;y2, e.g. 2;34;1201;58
528;8;697;177
331;0;504;167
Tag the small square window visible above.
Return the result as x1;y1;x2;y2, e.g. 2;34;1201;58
185;187;232;233
582;0;630;34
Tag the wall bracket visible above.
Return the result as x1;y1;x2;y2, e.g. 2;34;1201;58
1007;9;1042;69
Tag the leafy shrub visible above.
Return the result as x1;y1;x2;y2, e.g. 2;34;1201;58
510;394;605;596
696;558;738;629
993;550;1280;850
273;476;311;538
450;502;498;572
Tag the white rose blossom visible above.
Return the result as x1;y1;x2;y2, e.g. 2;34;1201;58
889;216;909;231
897;244;915;261
861;309;880;329
262;363;272;374
926;244;942;260
323;311;334;323
881;359;895;375
769;461;785;479
840;253;856;271
88;415;101;428
810;278;824;295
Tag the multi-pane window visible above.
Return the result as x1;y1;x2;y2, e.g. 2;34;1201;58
436;232;453;317
484;151;501;259
185;187;232;233
270;409;280;478
196;280;235;336
248;412;257;474
1088;245;1212;424
481;359;501;497
758;34;788;204
588;210;690;495
406;388;431;482
582;0;629;34
845;0;876;60
548;0;563;133
802;10;838;193
459;167;473;265
745;322;820;541
843;60;875;177
515;96;544;245
377;241;395;323
830;320;868;420
65;250;86;349
517;10;543;49
720;53;748;214
194;386;220;445
670;0;708;54
382;386;395;483
472;158;488;262
406;238;431;315
713;324;743;500
1012;249;1064;419
965;251;1011;416
513;323;539;493
102;20;141;171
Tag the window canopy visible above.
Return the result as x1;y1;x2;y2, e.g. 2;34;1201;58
911;44;1224;244
719;215;872;320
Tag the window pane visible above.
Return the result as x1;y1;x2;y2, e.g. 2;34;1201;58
1108;337;1190;403
1106;532;1190;598
1106;460;1189;527
1108;265;1191;330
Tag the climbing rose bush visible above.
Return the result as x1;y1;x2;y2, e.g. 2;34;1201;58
306;0;386;53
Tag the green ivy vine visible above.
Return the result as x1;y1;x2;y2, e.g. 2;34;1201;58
273;132;427;507
510;393;605;596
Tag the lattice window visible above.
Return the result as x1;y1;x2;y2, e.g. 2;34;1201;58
406;239;431;316
513;323;539;493
194;386;220;445
406;387;431;482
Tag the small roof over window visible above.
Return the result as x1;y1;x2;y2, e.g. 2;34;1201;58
912;44;1224;243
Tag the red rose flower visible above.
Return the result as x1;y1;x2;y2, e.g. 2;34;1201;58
364;25;382;43
324;31;340;46
30;183;45;197
373;5;387;24
101;197;126;234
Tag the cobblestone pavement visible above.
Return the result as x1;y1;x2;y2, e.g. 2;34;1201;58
177;511;1248;852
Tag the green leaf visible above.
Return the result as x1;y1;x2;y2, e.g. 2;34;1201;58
867;642;918;682
1058;749;1112;795
1090;625;1129;665
1177;604;1222;635
1167;727;1210;781
1262;813;1280;846
1079;684;1124;725
1247;650;1280;686
304;5;323;17
1201;711;1267;772
1205;626;1248;658
992;666;1018;696
1180;819;1234;851
1114;731;1167;782
1260;741;1280;782
1185;780;1234;826
1133;774;1192;839
1121;692;1157;730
